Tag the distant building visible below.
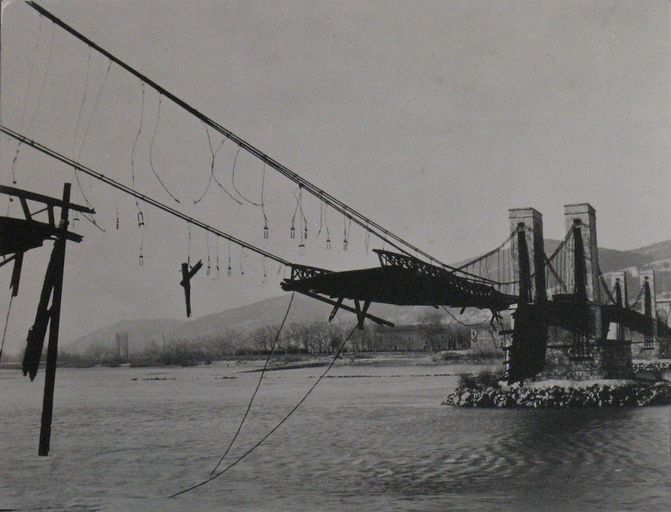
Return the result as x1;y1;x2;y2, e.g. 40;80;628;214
370;324;477;352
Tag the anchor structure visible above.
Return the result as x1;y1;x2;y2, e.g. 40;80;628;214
1;183;93;455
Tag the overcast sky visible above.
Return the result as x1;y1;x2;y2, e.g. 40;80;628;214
0;0;669;351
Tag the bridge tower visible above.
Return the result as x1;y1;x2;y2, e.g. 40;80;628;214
609;271;628;341
640;270;657;350
564;204;601;304
564;203;603;339
508;208;546;304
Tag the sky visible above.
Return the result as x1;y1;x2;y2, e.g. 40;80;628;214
0;0;669;352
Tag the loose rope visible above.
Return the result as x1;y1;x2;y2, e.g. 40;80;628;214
169;324;358;498
210;292;295;474
148;95;182;203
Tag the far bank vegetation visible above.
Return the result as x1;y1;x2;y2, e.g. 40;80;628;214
57;312;506;368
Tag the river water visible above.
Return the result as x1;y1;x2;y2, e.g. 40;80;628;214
1;362;669;511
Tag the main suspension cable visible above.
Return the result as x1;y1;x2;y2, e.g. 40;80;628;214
210;292;295;475
25;0;483;279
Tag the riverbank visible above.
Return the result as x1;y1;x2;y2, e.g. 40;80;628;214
0;349;504;371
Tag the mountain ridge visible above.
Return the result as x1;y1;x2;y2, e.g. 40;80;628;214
66;238;671;354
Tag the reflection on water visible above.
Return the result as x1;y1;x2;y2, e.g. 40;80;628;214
1;364;669;511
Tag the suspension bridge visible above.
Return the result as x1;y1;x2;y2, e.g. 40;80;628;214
1;2;668;488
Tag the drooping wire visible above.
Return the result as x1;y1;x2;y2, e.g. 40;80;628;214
138;230;145;267
261;163;269;238
214;237;221;280
149;94;181;203
239;248;247;275
25;0;496;280
227;241;232;276
10;17;43;185
186;224;192;267
290;187;299;239
262;257;267;283
11;22;55;185
231;146;261;206
364;223;370;253
209;292;295;475
69;58;113;231
319;202;331;249
205;232;211;276
113;191;120;230
290;186;308;244
0;295;15;364
193;126;229;204
71;50;91;176
69;49;92;229
170;323;358;498
208;143;243;206
70;51;108;232
343;216;351;251
299;189;308;241
130;83;146;225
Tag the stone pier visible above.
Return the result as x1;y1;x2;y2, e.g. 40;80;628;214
540;203;633;380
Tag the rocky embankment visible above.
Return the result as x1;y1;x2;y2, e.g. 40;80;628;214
444;381;671;408
444;362;671;408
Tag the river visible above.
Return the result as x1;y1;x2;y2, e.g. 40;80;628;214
1;362;669;511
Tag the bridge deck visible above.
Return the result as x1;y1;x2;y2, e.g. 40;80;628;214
282;251;517;311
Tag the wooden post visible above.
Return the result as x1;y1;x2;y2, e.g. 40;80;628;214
38;183;70;456
181;263;191;317
180;260;203;318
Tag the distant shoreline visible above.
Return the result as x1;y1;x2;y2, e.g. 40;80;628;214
0;350;504;371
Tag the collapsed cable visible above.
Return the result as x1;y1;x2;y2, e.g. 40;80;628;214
0;294;14;364
149;95;181;203
169;323;358;498
210;292;295;475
